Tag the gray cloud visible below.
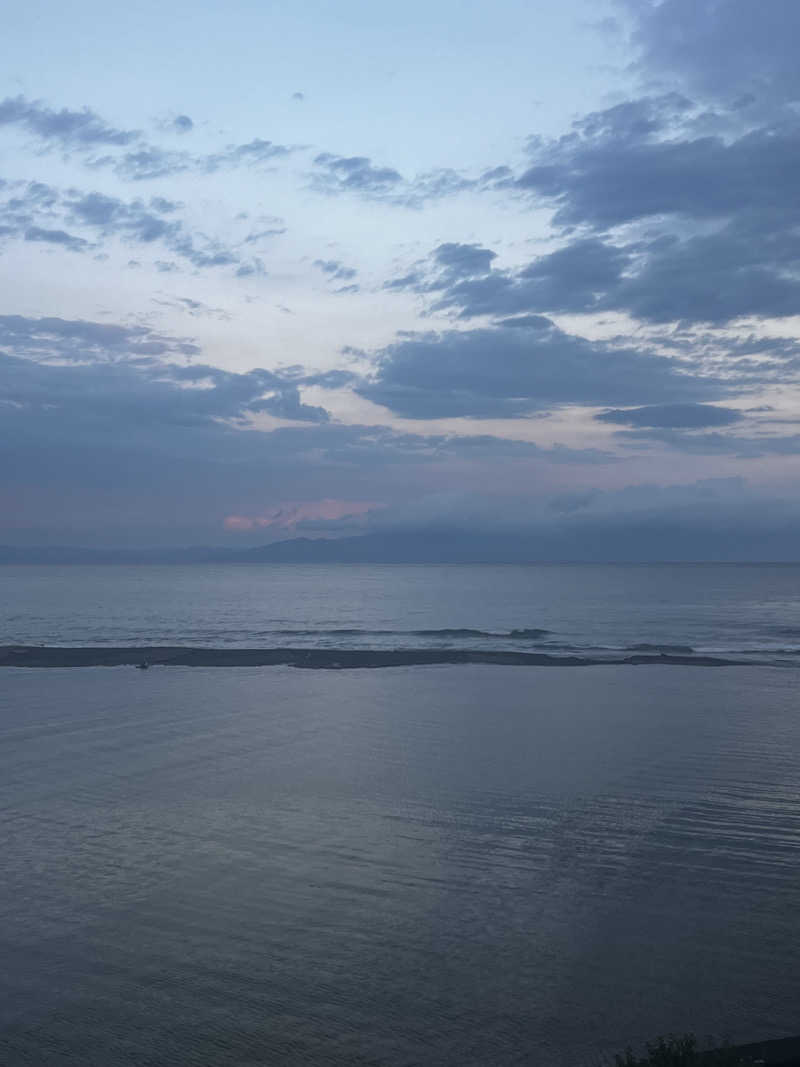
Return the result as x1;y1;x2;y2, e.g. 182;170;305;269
112;138;293;181
405;168;479;203
310;155;488;206
314;259;358;281
392;237;632;319
0;314;201;362
596;403;744;428
0;181;262;274
3;326;798;555
0;95;138;148
24;226;89;252
390;217;800;327
612;425;800;458
325;476;800;563
626;0;800;109
152;296;232;321
0;345;617;469
109;147;192;181
609;225;800;323
300;368;359;390
0;180;60;235
483;79;800;324
433;242;497;277
519;99;800;231
0;315;328;425
203;138;290;171
0;94;479;212
68;191;174;241
243;221;287;244
235;258;267;278
0;95;295;183
65;190;248;269
358;319;724;419
312;153;403;195
1;322;621;544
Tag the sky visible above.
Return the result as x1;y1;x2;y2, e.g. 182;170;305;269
3;0;800;555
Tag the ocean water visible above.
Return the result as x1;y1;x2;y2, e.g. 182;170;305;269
5;562;800;659
1;664;799;1065
2;564;800;1064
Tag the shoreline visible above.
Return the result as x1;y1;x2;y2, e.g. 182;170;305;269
0;645;764;669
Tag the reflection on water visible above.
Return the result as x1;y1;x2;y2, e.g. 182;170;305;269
1;664;799;1065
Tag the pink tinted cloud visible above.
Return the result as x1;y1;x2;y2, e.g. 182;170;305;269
224;499;378;531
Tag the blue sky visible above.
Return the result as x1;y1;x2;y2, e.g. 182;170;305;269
3;0;800;553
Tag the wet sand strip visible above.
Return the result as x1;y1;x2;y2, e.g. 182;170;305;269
0;645;759;669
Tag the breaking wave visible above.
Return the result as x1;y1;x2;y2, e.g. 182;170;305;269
269;626;552;640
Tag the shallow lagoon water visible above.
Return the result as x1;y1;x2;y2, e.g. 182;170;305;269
2;663;799;1065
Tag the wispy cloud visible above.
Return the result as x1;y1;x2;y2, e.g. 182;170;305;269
0;95;139;148
0;181;268;275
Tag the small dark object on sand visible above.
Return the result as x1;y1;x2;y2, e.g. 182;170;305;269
135;660;149;670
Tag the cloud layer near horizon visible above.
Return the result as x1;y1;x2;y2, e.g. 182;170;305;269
3;0;800;552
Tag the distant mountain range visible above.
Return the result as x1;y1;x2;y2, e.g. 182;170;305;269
0;532;541;565
3;525;800;563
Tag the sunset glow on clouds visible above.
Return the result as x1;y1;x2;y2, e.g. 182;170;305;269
224;500;379;531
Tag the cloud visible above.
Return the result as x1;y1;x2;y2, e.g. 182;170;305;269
0;181;262;274
23;226;89;252
243;220;286;243
246;383;329;423
68;191;173;240
596;403;744;429
309;154;486;206
0;94;478;213
312;153;403;195
225;499;376;530
327;476;800;563
202;138;292;172
358;319;725;418
152;296;232;321
0;314;201;363
0;95;138;147
625;0;800;109
0;316;333;430
65;190;246;269
109;147;193;181
314;258;358;281
4;317;798;554
112;138;293;180
392;237;631;319
0;325;622;544
519;99;800;230
390;198;800;326
433;242;497;278
613;426;800;458
609;226;800;324
0;95;296;183
484;82;800;324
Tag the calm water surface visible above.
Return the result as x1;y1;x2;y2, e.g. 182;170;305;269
2;663;799;1065
5;562;800;658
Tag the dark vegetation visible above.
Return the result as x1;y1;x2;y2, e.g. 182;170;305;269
609;1033;800;1067
611;1035;754;1066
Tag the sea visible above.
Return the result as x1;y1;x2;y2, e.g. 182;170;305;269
6;561;800;659
2;563;800;1064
